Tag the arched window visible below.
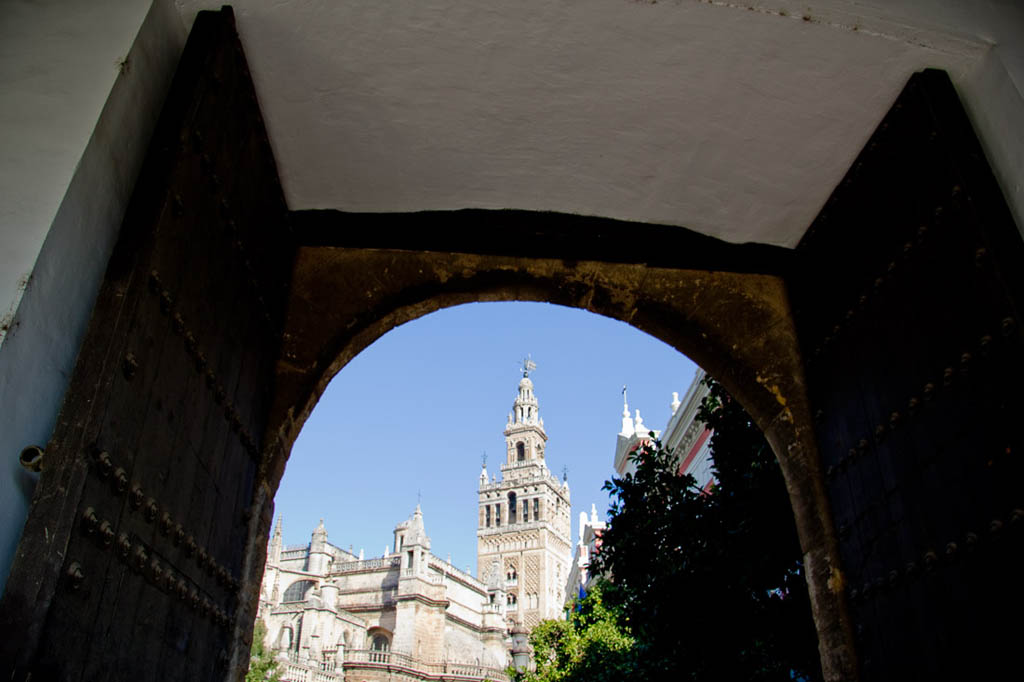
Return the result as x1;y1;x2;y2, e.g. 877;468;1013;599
507;592;517;606
485;505;492;527
508;492;517;519
516;442;525;461
282;579;316;603
533;498;540;521
369;630;391;663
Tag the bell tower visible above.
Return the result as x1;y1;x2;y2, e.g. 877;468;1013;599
504;366;547;473
477;358;572;628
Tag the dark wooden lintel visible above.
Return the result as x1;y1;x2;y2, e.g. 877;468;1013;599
290;208;795;277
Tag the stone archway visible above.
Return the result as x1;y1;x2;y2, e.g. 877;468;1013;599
1;12;855;679
238;222;854;680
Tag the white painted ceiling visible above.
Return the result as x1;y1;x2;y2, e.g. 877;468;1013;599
173;1;1013;248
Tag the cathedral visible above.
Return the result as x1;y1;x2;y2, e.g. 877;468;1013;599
256;368;570;680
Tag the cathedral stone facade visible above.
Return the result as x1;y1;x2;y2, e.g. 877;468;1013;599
477;371;572;628
259;511;510;682
257;370;571;680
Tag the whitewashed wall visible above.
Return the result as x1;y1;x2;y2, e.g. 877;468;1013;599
0;0;185;591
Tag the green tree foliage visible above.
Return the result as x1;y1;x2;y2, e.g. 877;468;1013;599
588;376;821;681
246;620;281;682
516;581;636;682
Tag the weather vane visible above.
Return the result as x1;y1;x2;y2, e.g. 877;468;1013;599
481;451;487;468
521;354;537;378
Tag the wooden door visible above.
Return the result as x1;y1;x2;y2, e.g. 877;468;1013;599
792;69;1024;680
0;9;293;680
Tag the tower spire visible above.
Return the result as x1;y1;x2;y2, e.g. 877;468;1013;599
620;385;634;437
510;362;542;428
504;361;547;466
269;515;284;563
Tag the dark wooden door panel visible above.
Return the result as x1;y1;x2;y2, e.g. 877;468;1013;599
0;9;292;681
792;69;1024;680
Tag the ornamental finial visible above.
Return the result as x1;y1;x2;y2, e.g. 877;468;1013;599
522;354;537;378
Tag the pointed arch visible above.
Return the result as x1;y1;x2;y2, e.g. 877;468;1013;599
282;579;316;603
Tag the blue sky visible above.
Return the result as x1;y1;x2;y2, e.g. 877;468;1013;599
273;301;697;576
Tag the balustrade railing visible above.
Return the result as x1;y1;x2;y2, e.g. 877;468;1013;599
333;556;401;573
279;647;509;681
281;661;343;682
343;649;509;681
427;556;478;586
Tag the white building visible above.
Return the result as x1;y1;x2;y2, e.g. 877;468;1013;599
614;371;715;491
564;504;606;607
258;511;510;682
565;372;716;609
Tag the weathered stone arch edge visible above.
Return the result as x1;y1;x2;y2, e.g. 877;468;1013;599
233;250;856;681
275;254;797;434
